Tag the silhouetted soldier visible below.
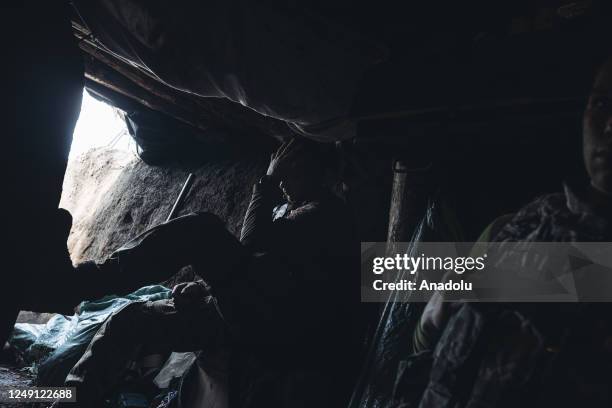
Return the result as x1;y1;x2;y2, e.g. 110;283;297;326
62;139;360;408
411;57;612;407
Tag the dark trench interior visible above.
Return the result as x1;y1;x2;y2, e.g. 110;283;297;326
2;1;612;407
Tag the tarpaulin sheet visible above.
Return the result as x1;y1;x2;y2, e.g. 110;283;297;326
9;285;170;386
73;0;381;140
349;198;464;408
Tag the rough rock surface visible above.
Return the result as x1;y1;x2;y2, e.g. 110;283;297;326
60;147;266;264
0;364;33;389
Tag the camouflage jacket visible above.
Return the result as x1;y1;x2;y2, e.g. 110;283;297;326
397;183;612;408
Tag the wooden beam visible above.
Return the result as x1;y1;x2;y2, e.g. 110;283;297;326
73;21;290;142
84;57;227;142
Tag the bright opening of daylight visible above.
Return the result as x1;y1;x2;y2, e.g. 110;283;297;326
60;89;137;260
69;90;134;159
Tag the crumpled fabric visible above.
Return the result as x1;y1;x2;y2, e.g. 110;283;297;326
9;285;171;386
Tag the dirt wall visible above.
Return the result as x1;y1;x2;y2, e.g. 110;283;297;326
60;147;266;264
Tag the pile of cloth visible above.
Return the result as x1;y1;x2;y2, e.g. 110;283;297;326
8;285;187;406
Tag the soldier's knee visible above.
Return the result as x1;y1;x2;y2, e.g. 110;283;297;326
103;302;147;335
190;212;226;230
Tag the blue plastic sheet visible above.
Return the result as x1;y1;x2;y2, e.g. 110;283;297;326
9;285;171;386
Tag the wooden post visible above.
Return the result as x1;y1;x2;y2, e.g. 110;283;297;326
386;159;430;246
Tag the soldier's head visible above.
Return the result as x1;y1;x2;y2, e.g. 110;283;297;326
278;141;330;205
583;57;612;195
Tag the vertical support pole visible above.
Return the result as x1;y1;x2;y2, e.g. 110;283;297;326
386;159;430;245
166;173;196;222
